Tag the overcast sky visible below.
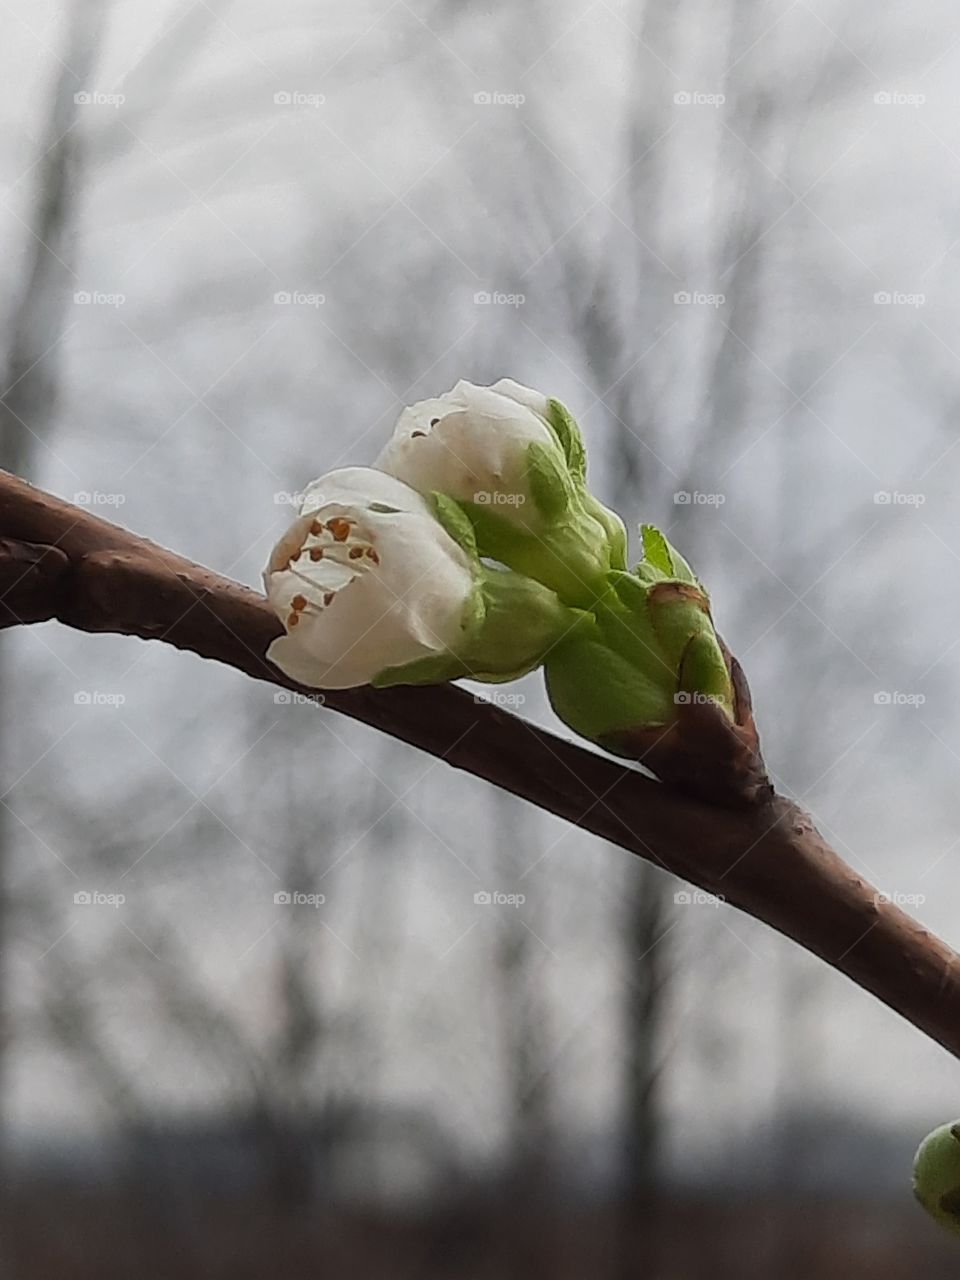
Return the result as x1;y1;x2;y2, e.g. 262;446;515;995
3;0;960;1188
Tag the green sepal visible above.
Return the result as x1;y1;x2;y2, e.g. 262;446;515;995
587;494;628;570
594;570;734;717
677;630;736;713
455;499;531;563
525;440;573;519
372;567;580;689
544;633;674;740
546;398;587;482
431;491;479;559
372;653;470;688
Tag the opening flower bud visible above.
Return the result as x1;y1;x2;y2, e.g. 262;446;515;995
263;467;577;690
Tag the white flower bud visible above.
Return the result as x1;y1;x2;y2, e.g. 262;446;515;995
375;378;559;532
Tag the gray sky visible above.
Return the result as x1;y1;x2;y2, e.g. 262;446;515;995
3;0;960;1187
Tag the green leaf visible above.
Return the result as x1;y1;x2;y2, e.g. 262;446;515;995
546;398;587;481
638;524;700;587
640;524;675;577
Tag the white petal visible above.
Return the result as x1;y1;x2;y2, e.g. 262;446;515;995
300;466;430;518
489;377;551;419
376;381;558;532
263;467;475;688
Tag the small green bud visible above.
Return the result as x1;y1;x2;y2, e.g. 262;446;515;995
913;1122;960;1237
544;526;767;803
544;524;735;740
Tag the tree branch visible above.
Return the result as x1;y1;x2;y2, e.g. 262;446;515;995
3;468;960;1057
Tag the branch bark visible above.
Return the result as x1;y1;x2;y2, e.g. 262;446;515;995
3;468;960;1057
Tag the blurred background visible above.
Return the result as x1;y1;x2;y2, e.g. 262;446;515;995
2;0;960;1275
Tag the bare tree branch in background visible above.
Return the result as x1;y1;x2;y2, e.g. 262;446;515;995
0;0;110;1184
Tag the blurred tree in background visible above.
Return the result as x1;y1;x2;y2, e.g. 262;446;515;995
2;0;960;1276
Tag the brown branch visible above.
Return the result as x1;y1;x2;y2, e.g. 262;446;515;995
3;467;960;1057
